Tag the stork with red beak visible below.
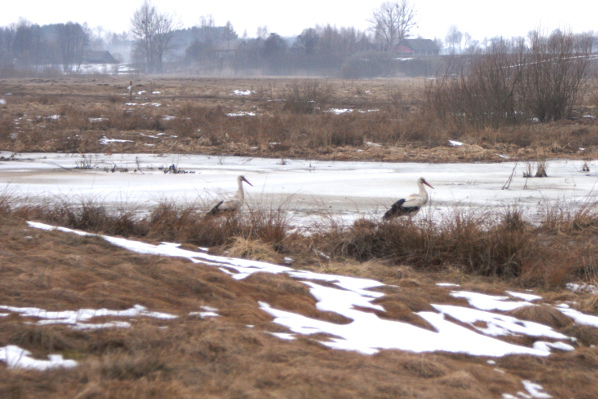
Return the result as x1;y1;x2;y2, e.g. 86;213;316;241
207;175;253;216
383;177;434;220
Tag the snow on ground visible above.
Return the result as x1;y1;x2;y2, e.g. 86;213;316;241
99;137;134;145
4;153;588;395
226;111;256;117
1;152;597;227
8;221;592;364
0;303;177;329
327;108;352;114
450;291;533;311
232;90;254;96
0;345;77;371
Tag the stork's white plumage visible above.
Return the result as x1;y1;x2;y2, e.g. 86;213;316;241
383;177;434;220
207;175;253;216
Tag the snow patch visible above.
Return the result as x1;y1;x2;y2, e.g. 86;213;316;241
25;222;592;358
0;345;77;370
233;89;254;96
99;136;134;145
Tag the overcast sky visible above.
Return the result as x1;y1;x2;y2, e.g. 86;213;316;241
1;0;596;41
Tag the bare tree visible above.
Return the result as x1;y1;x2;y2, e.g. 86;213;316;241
57;22;89;72
519;29;592;121
131;0;178;73
256;26;269;40
371;0;416;52
222;21;238;51
445;25;462;54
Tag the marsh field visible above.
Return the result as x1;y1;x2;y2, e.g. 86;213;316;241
2;75;598;398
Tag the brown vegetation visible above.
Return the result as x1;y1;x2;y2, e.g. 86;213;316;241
2;69;598;397
3;193;598;397
5;192;598;289
0;74;596;162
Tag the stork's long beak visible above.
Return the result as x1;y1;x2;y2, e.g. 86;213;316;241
423;180;434;189
242;177;253;187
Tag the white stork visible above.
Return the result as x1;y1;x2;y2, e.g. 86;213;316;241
207;175;253;216
383;177;434;220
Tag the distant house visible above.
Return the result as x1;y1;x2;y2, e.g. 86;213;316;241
83;51;118;64
394;39;440;56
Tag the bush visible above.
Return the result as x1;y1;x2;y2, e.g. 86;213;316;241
518;30;592;122
426;30;592;129
282;80;333;114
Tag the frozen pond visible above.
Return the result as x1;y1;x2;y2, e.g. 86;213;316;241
1;152;597;226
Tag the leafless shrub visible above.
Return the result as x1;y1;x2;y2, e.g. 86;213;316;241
425;39;525;129
426;30;591;129
519;30;592;122
282;80;333;114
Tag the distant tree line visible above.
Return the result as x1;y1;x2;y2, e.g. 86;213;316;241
128;0;421;77
181;24;376;76
0;20;92;72
1;0;596;78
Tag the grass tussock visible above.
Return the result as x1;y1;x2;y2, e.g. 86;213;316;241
317;206;598;287
326;211;536;278
507;304;574;329
226;237;283;263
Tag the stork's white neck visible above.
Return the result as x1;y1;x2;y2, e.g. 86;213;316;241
236;178;245;201
418;180;429;202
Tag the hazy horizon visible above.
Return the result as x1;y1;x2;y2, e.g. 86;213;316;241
1;0;596;41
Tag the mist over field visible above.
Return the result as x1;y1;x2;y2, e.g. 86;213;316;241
0;0;596;78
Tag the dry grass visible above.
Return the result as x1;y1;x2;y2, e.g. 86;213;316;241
3;212;598;398
507;305;574;329
1;76;597;162
3;75;598;396
5;191;598;288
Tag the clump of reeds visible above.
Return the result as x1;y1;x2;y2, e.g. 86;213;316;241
319;209;534;278
142;200;291;250
523;160;549;178
314;205;598;286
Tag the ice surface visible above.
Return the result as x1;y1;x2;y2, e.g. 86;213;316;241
2;152;596;227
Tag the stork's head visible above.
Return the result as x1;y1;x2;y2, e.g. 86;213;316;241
419;177;434;189
239;175;253;187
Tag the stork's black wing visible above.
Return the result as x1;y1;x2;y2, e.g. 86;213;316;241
383;199;420;220
207;200;224;216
